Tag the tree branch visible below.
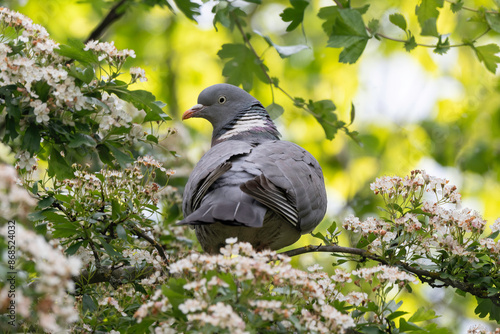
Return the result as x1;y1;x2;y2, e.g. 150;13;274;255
85;0;129;43
73;264;155;289
282;244;500;306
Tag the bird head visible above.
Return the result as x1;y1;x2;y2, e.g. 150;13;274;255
182;84;260;130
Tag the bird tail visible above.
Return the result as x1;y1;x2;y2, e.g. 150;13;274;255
178;201;266;228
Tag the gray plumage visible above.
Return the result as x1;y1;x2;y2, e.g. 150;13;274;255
180;83;327;253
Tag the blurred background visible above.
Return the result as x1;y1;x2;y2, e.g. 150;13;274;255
2;0;500;331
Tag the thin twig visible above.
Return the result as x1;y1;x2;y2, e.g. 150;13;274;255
281;244;500;306
231;12;353;137
373;28;491;49
131;226;169;267
444;0;498;14
332;0;344;9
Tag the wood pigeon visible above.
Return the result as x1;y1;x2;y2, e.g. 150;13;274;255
180;83;327;253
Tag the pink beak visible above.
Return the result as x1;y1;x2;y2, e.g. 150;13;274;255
182;104;205;120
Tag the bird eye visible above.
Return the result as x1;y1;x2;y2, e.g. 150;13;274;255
218;96;227;104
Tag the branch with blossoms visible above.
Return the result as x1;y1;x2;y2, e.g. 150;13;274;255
283;243;500;307
0;8;170;181
285;170;500;322
31;157;174;274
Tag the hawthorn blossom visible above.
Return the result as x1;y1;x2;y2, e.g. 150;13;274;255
31;99;50;124
491;218;500;233
84;39;136;64
352;265;416;285
99;297;127;316
130;66;147;82
187;302;248;334
178;298;208;314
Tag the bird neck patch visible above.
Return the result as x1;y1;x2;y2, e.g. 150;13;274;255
214;104;280;144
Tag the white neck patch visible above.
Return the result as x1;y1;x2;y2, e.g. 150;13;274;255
217;114;269;141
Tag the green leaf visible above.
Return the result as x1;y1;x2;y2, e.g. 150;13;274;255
212;3;247;31
34;81;51;101
107;87;169;122
111;199;121;220
105;143;134;167
255;31;309;59
218;43;269;91
405;34;417;52
56;38;98;64
450;0;463;13
323;8;370;64
486;12;500;34
38;196;55;209
280;0;309;32
128;320;156;333
173;0;200;20
68;65;94;84
133;282;148;295
31;181;39;195
43;211;71;225
82;294;98;313
97;144;114;166
22;123;41;154
99;239;121;257
416;0;444;37
311;232;329;244
408;307;439;322
488;230;500;239
116;224;128;241
68;133;97;148
146;134;159;144
367;19;380;35
44;211;81;238
327;221;337;235
473;44;500;74
399;318;424;331
475;297;500;322
266;103;284;120
386;310;408;321
389;13;407;31
162;279;188;317
65;241;84;255
349;102;355;125
48;147;74;179
356;233;377;248
318;6;341;35
308;99;340;140
434;35;450;55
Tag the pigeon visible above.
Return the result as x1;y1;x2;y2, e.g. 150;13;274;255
180;83;327;254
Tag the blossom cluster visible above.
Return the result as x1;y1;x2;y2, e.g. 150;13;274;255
468;325;500;334
59;156;171;212
345;170;497;263
0;164;36;221
122;248;166;285
0;8;153;174
369;169;461;204
44;158;173;269
134;240;420;333
0;224;81;332
0;8;86;118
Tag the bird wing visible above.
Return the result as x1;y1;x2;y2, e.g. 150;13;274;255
240;140;327;233
182;140;253;216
